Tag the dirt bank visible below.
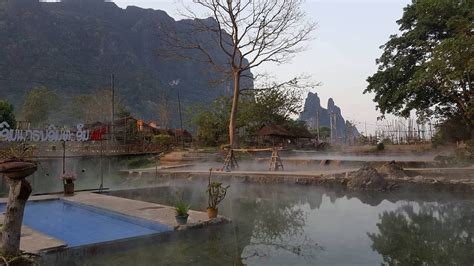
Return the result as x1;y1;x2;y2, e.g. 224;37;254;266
149;168;474;195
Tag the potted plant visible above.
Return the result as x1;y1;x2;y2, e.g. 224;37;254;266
175;201;190;225
207;169;229;219
60;172;76;195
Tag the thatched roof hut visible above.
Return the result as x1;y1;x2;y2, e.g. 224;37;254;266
254;123;314;147
255;124;293;137
288;126;313;139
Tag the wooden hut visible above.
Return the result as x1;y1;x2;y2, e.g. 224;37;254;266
255;124;293;147
286;126;314;147
169;128;193;143
255;123;315;148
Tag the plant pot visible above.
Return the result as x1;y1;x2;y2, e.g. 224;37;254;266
207;207;218;219
0;161;37;180
63;182;74;196
175;214;189;225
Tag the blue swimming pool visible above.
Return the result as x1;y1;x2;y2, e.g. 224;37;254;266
0;200;173;247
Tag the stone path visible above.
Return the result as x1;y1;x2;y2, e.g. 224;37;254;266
63;192;210;227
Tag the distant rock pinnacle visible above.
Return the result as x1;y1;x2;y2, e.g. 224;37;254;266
299;92;359;140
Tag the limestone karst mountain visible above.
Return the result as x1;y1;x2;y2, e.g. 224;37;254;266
0;0;251;126
299;92;359;140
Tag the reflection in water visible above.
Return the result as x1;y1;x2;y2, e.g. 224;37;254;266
241;198;322;262
369;202;474;265
39;182;473;266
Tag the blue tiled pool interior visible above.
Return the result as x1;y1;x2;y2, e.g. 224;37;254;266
0;200;173;247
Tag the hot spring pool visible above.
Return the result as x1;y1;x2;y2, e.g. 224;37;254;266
0;200;172;247
38;182;474;266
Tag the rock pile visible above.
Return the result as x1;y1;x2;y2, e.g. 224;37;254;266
377;161;407;178
347;164;387;191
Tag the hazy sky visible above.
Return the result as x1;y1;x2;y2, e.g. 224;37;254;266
112;0;412;132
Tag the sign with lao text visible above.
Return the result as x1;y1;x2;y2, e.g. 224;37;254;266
0;122;90;142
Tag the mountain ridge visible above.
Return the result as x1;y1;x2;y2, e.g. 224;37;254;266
0;0;247;126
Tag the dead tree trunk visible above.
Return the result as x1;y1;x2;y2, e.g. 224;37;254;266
1;178;31;256
0;161;36;257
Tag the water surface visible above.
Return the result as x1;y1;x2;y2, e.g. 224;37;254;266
1;200;172;246
62;182;474;266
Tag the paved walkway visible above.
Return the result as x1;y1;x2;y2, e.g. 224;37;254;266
63;192;210;227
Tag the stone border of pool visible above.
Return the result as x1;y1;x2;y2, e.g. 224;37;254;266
0;192;231;255
150;168;474;194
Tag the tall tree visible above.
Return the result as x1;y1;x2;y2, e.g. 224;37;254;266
20;86;61;127
157;91;171;128
240;85;303;131
0;100;16;128
192;96;231;146
192;85;304;146
71;89;126;123
169;0;315;147
365;0;473;137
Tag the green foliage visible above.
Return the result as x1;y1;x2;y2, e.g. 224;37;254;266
207;170;229;209
318;126;331;140
0;100;16;127
432;114;472;145
207;181;229;209
192;87;303;146
240;87;303;128
70;89;114;123
116;105;131;118
152;134;173;147
191;96;231;146
125;156;152;168
376;142;385;151
174;201;190;216
20;86;61;126
365;0;473;135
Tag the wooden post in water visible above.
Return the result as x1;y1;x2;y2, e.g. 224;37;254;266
223;149;238;172
269;148;284;171
62;140;66;175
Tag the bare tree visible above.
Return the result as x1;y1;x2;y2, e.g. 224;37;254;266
157;91;171;128
165;0;315;147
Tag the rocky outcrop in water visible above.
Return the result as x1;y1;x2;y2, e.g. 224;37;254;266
299;92;359;140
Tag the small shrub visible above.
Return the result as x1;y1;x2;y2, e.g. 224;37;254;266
207;169;230;210
152;134;173;147
175;201;190;216
376;142;385;151
126;157;152;168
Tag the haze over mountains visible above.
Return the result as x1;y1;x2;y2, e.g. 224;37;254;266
0;0;241;126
